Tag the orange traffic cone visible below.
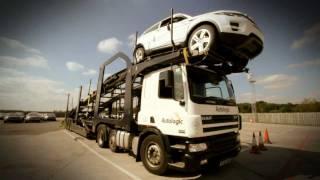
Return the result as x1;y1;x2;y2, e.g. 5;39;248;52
250;132;260;154
264;128;272;144
258;131;267;151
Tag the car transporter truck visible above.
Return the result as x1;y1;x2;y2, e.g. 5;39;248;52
65;9;263;175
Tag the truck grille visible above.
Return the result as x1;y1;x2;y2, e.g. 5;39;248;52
203;125;238;132
201;115;239;134
206;132;239;153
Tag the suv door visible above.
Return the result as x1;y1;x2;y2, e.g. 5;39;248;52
140;22;160;50
154;15;189;49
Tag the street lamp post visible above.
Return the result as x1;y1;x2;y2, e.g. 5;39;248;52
247;73;258;123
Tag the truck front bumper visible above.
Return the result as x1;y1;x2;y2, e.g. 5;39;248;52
169;132;241;171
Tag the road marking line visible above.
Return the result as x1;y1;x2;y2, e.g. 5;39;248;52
63;130;142;180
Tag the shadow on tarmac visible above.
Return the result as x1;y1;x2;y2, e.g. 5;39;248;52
196;145;320;180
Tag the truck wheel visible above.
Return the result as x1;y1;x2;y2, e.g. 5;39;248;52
188;24;216;55
108;130;119;152
134;47;145;63
97;124;108;148
140;135;168;175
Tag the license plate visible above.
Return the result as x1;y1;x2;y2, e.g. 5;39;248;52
219;158;232;167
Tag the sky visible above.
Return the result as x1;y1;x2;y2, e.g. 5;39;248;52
0;0;319;111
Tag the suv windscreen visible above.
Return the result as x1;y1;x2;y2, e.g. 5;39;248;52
187;66;235;106
143;23;159;34
160;16;187;27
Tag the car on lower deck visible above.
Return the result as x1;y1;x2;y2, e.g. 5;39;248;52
4;112;25;123
25;112;43;123
134;10;264;71
0;112;7;120
43;113;56;121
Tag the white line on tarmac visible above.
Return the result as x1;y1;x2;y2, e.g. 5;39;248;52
63;130;142;180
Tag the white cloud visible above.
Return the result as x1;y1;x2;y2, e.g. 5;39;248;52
0;67;25;76
66;61;97;76
66;61;85;71
291;22;320;49
0;36;41;54
0;68;71;111
0;55;49;69
82;69;97;75
0;37;49;69
128;33;136;48
256;74;298;90
97;37;123;53
288;58;320;68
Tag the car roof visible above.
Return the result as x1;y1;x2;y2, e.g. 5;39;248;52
213;10;245;14
8;112;24;115
28;112;40;115
158;13;192;23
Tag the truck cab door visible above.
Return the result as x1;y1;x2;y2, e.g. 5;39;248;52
138;66;187;137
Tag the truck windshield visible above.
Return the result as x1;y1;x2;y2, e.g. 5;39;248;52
187;66;236;105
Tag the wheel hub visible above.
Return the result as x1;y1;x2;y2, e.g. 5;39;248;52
146;144;161;167
135;49;143;62
190;29;211;53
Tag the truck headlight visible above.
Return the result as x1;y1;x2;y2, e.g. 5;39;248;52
188;143;207;152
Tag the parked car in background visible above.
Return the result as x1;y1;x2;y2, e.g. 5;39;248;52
0;112;7;120
25;112;43;123
134;10;264;70
43;113;56;121
4;112;25;123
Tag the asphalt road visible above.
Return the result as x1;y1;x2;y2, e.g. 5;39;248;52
0;119;320;180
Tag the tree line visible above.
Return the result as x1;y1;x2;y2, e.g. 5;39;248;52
238;98;320;113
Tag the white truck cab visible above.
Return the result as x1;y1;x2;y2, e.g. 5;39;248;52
139;64;240;138
136;63;241;173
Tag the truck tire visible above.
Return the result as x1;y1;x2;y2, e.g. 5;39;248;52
97;124;108;148
108;129;119;152
140;135;168;175
188;24;216;55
